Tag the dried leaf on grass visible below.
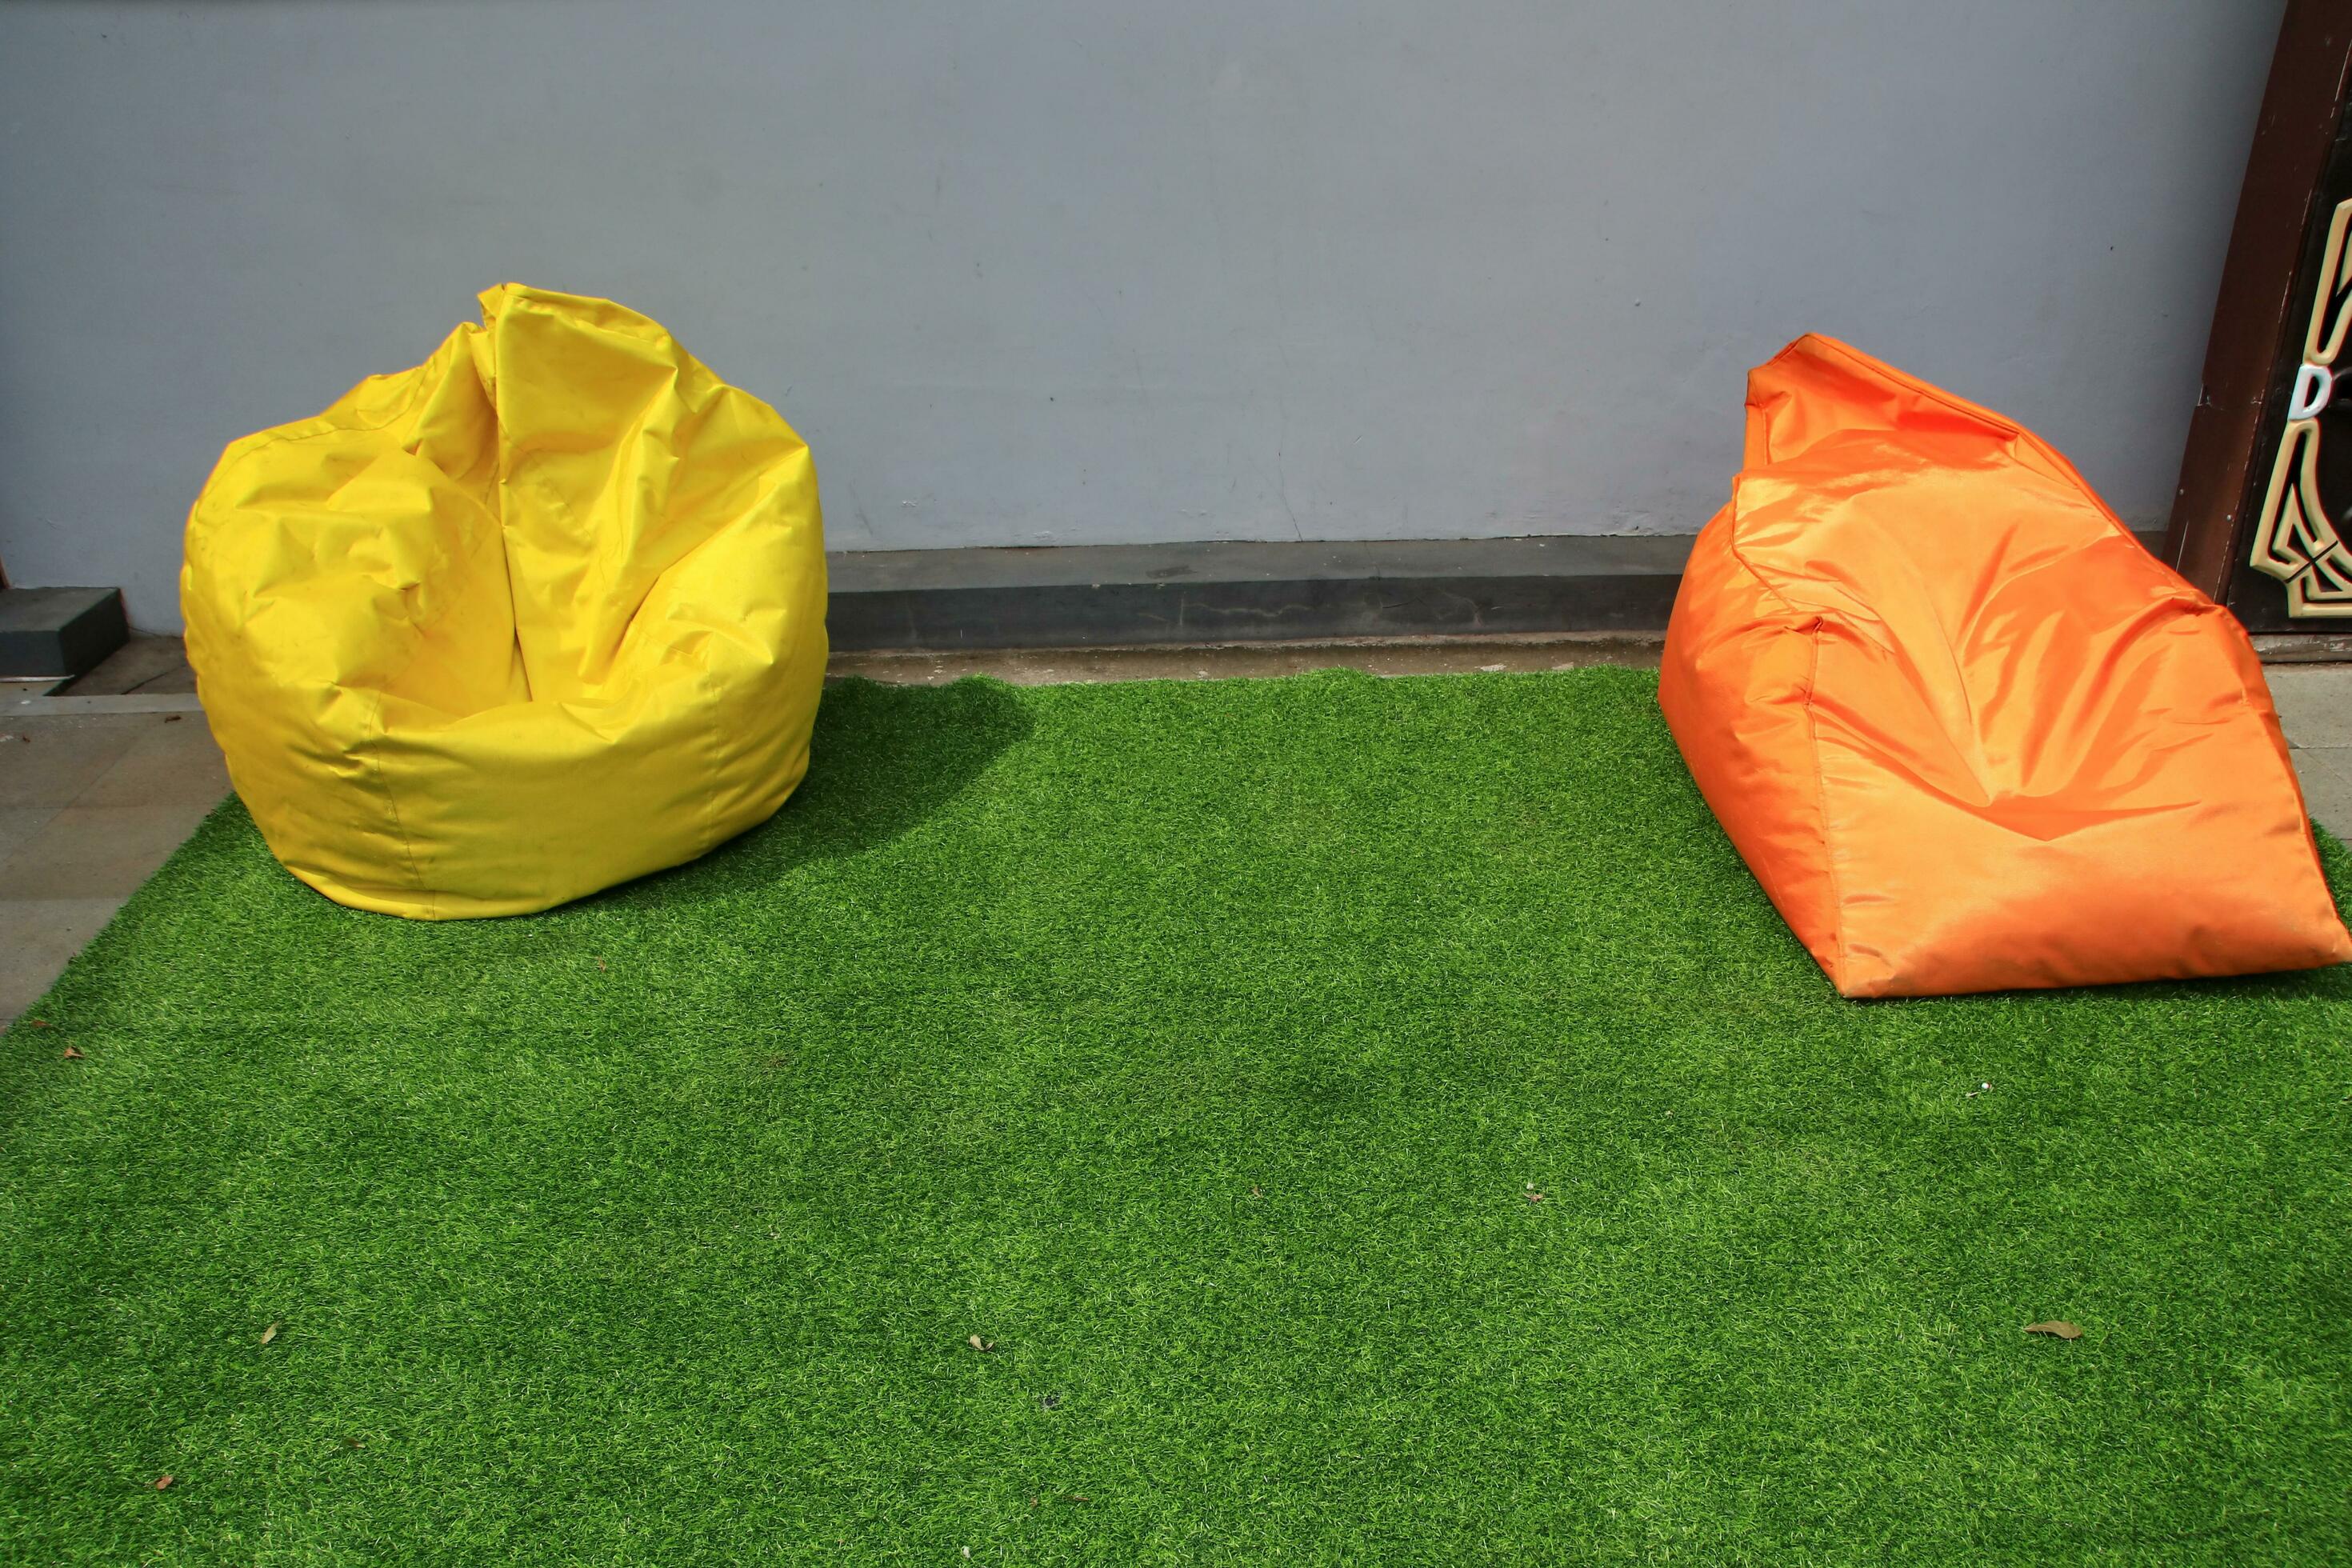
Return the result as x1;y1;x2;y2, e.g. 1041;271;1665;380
967;1334;995;1353
2024;1320;2082;1340
259;1322;281;1346
154;1475;174;1491
61;1046;83;1060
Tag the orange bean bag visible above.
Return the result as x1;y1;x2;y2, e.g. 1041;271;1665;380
1660;334;2352;997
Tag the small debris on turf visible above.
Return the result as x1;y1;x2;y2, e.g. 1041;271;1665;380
967;1334;995;1352
62;1046;83;1060
2024;1320;2082;1340
1042;1393;1062;1410
1524;1182;1546;1202
1249;1185;1262;1198
1966;1082;1993;1098
26;1018;54;1029
342;1437;365;1449
259;1322;281;1346
154;1475;174;1491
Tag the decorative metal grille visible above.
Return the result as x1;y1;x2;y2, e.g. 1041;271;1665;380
2249;197;2352;616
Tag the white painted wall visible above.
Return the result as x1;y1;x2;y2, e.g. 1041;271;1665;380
0;1;2285;629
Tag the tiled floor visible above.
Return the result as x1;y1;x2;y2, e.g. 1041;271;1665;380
2270;666;2352;841
0;710;227;1020
5;638;2351;1025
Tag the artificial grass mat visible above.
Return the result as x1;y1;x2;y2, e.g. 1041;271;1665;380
5;666;2352;1565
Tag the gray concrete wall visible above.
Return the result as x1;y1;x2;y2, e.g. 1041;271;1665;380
0;1;2285;630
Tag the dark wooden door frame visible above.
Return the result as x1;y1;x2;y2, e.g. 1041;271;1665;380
2164;0;2352;599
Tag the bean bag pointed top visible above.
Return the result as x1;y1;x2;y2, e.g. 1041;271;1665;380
1661;334;2351;997
182;284;829;918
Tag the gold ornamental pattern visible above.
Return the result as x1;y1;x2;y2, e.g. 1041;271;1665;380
2250;197;2352;616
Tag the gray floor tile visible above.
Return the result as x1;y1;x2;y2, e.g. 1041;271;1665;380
74;716;232;807
2294;746;2352;842
2268;666;2352;750
0;802;217;901
0;718;146;810
58;634;197;696
0;806;61;864
0;896;126;1022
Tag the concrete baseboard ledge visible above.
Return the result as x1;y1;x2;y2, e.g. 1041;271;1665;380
9;690;206;718
2252;634;2352;664
828;535;1695;650
827;529;2232;654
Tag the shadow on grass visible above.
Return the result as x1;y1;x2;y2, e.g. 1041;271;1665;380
595;676;1035;910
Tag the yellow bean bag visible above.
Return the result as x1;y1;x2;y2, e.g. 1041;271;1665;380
182;284;829;918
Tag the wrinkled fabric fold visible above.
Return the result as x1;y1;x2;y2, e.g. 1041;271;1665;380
1661;334;2350;997
182;284;828;918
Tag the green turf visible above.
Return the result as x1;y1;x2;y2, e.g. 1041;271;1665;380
5;668;2351;1565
